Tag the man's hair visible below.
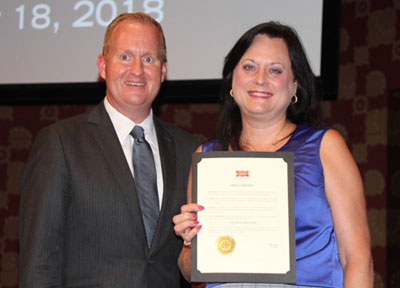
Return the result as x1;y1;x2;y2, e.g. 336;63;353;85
102;12;167;63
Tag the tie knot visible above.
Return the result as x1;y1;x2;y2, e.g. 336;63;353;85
131;126;145;143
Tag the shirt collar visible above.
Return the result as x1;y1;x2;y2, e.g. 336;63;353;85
103;98;157;146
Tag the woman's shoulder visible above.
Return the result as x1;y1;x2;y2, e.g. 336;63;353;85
320;128;349;153
291;124;330;145
302;125;346;148
297;124;330;135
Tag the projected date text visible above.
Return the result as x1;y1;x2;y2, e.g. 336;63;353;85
13;0;164;34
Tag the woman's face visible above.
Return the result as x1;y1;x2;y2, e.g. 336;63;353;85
231;35;297;122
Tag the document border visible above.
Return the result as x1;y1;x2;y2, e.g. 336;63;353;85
191;151;296;283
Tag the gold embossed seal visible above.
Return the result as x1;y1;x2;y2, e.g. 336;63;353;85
216;235;235;255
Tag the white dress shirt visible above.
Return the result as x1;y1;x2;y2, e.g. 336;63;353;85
104;98;163;208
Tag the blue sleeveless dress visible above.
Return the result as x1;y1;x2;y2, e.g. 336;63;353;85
203;125;344;288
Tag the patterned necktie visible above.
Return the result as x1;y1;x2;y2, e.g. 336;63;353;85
130;125;160;247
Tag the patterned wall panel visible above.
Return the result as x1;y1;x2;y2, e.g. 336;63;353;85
328;0;400;287
388;89;400;288
0;106;93;287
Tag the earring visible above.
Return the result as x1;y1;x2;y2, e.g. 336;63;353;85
291;94;298;104
230;89;234;97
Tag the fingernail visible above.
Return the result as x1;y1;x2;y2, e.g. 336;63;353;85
193;213;197;219
194;220;199;225
197;225;202;230
198;205;204;211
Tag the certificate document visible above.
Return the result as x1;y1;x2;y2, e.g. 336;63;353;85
191;151;296;283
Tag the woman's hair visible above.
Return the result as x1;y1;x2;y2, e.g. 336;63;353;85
217;21;322;150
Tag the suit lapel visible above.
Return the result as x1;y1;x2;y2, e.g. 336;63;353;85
86;106;178;252
152;118;177;245
86;103;145;234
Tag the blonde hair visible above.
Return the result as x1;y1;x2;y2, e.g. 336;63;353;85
102;13;167;63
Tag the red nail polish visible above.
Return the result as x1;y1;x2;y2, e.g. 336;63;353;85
193;213;198;219
198;205;204;211
197;225;202;230
194;220;199;225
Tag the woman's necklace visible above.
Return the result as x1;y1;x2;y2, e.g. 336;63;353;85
272;124;297;146
240;122;297;151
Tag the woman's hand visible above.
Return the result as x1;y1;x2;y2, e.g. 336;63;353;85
173;203;203;245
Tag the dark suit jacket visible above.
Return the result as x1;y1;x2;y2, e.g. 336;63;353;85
19;102;200;288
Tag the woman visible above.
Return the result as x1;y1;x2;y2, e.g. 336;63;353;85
173;22;373;288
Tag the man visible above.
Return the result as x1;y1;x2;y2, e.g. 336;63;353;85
19;13;200;287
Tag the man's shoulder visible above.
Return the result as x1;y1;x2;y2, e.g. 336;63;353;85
153;117;201;153
40;103;105;134
154;117;198;141
39;111;89;135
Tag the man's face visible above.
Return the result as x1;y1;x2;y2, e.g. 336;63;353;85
97;21;167;122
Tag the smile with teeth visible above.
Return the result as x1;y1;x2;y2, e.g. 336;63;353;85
125;81;145;87
248;90;273;98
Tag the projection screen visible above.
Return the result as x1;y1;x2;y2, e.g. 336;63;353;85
0;0;340;103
